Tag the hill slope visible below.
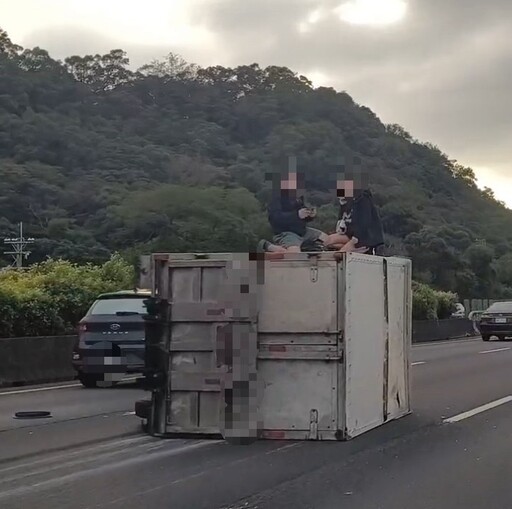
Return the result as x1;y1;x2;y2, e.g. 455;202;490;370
1;28;511;299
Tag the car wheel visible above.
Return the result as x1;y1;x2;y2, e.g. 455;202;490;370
78;373;99;388
482;335;490;342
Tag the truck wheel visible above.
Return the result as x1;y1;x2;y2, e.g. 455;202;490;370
78;373;98;388
482;335;490;342
135;399;152;419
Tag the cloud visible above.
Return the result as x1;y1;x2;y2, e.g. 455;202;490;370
3;0;512;202
185;0;512;190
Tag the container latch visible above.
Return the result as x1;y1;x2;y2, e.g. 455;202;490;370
308;409;319;440
309;255;319;283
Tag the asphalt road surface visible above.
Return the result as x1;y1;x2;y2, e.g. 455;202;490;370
2;338;512;509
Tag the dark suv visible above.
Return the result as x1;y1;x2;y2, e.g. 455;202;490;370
72;290;151;388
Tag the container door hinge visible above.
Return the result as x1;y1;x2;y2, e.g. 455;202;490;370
308;409;319;440
309;255;319;283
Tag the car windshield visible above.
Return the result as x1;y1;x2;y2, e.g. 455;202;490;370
88;297;147;315
486;302;512;313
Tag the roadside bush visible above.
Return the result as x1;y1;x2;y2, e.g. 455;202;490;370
412;281;438;320
0;254;134;338
435;290;458;319
412;281;458;320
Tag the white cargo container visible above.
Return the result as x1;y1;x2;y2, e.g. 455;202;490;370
140;251;412;441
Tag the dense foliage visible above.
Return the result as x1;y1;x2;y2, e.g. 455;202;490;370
0;254;454;338
412;282;457;321
1;28;511;300
0;255;134;337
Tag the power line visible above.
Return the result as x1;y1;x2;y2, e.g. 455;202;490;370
3;222;35;269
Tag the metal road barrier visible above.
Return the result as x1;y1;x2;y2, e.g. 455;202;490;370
0;335;76;387
0;318;480;387
412;318;476;343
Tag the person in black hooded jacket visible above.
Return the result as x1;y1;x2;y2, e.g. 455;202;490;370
333;175;385;255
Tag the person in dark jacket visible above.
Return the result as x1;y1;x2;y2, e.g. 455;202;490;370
332;174;385;255
258;171;328;253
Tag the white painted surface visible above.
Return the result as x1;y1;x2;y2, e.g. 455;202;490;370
444;396;512;424
257;261;338;333
479;347;511;354
344;254;386;438
385;258;412;420
0;383;81;396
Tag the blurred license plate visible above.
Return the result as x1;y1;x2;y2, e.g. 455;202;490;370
495;318;507;323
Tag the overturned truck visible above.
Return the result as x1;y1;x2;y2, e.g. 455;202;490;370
135;252;412;443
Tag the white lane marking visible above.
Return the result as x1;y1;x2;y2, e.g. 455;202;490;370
0;376;139;396
123;411;136;416
479;347;511;354
414;338;479;348
444;396;512;424
412;361;426;366
0;384;81;396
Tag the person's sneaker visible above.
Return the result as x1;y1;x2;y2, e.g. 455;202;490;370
257;239;270;253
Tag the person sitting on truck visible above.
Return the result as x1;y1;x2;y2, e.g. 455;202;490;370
257;170;378;254
258;170;332;253
328;172;385;255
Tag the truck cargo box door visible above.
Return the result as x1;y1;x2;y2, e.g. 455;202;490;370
343;254;386;438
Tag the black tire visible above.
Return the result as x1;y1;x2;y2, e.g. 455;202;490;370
78;373;98;388
135;399;152;420
14;411;52;419
498;335;506;341
482;335;490;342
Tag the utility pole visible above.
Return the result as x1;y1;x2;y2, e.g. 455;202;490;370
3;222;35;269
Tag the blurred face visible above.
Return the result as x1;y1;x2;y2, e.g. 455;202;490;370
281;172;298;190
337;179;355;198
281;172;305;196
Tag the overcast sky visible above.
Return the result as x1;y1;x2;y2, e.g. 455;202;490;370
2;0;511;206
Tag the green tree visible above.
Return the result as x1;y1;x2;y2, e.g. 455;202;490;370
138;52;199;80
1;28;512;300
464;244;497;297
0;28;22;58
64;49;133;92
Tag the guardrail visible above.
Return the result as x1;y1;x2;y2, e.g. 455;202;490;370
412;318;477;343
0;320;482;387
0;335;77;387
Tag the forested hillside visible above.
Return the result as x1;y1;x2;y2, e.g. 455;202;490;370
1;28;512;299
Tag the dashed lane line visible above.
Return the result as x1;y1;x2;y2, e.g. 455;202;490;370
479;347;511;355
0;377;139;396
444;396;512;424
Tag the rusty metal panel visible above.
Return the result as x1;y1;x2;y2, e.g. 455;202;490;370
258;344;339;360
168;323;217;351
343;254;386;438
169;392;199;428
385;257;412;420
144;251;412;442
153;253;259;440
258;358;338;434
258;259;338;333
199;392;221;428
138;255;152;289
258;333;337;346
171;351;213;372
170;372;222;392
